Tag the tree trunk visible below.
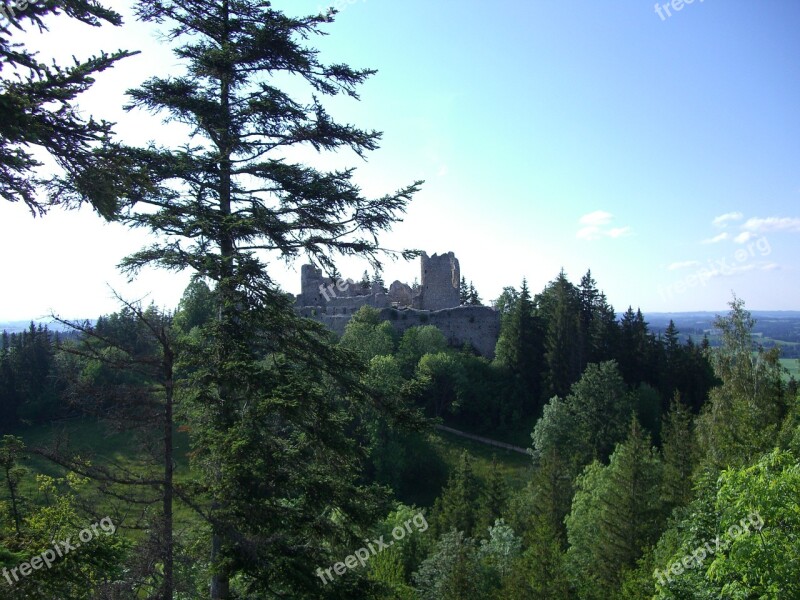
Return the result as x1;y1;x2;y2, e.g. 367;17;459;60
163;346;174;600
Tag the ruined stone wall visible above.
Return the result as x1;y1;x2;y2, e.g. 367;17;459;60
298;305;500;358
382;306;500;357
299;264;366;305
417;252;460;311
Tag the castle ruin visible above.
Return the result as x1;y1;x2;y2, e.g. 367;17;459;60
295;252;500;357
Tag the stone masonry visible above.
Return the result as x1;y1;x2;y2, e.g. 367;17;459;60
294;252;500;357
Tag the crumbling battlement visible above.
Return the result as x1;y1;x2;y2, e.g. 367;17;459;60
415;252;460;311
295;252;499;357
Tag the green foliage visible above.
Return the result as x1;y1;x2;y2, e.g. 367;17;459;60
565;419;666;600
459;277;482;306
661;396;697;510
174;278;215;334
0;1;134;217
635;382;663;441
654;450;800;599
477;458;510;534
498;535;570;600
444;354;520;432
0;444;127;599
397;326;447;375
101;0;424;594
369;504;432;593
697;296;788;468
413;529;493;600
341;318;396;362
0;436;25;535
617;549;658;600
494;280;544;412
417;352;465;418
532;360;636;482
507;449;572;546
617;307;658;388
361;355;448;505
477;519;521;580
540;271;582;399
433;451;483;538
0;324;63;428
710;450;800;597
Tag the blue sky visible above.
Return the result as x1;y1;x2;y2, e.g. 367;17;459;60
1;0;799;320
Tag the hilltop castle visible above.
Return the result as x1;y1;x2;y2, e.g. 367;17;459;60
295;252;500;357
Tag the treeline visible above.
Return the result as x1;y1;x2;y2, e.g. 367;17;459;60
0;325;66;427
339;268;718;443
494;270;716;420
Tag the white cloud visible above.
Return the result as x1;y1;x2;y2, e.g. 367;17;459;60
760;262;780;271
607;227;631;238
741;216;800;233
701;232;729;244
576;211;630;241
712;212;743;228
668;260;701;271
579;210;613;227
733;231;757;244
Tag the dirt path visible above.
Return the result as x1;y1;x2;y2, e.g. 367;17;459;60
435;424;530;456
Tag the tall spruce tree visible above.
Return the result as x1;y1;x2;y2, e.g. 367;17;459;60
105;2;422;597
494;279;544;412
660;394;696;510
539;270;582;399
565;418;666;600
433;450;483;538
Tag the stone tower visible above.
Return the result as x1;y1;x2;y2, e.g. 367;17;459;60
418;252;460;311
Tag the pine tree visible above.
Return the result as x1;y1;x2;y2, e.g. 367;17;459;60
433;451;483;537
494;279;544;412
478;456;509;534
0;2;135;217
0;330;19;429
459;276;470;304
578;269;598;369
413;530;490;600
467;282;481;306
361;269;372;293
541;270;582;399
660;394;696;509
106;3;422;596
565;418;666;599
372;267;387;292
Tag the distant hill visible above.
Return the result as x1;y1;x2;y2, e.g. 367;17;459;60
0;319;93;334
638;311;800;356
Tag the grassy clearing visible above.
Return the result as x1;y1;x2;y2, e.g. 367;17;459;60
11;419;534;518
780;358;800;382
12;419;198;538
431;429;533;491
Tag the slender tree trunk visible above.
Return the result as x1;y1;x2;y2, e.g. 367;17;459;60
210;530;229;599
211;1;233;596
163;345;174;600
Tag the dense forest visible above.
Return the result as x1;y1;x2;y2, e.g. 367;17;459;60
3;278;799;598
1;1;799;599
